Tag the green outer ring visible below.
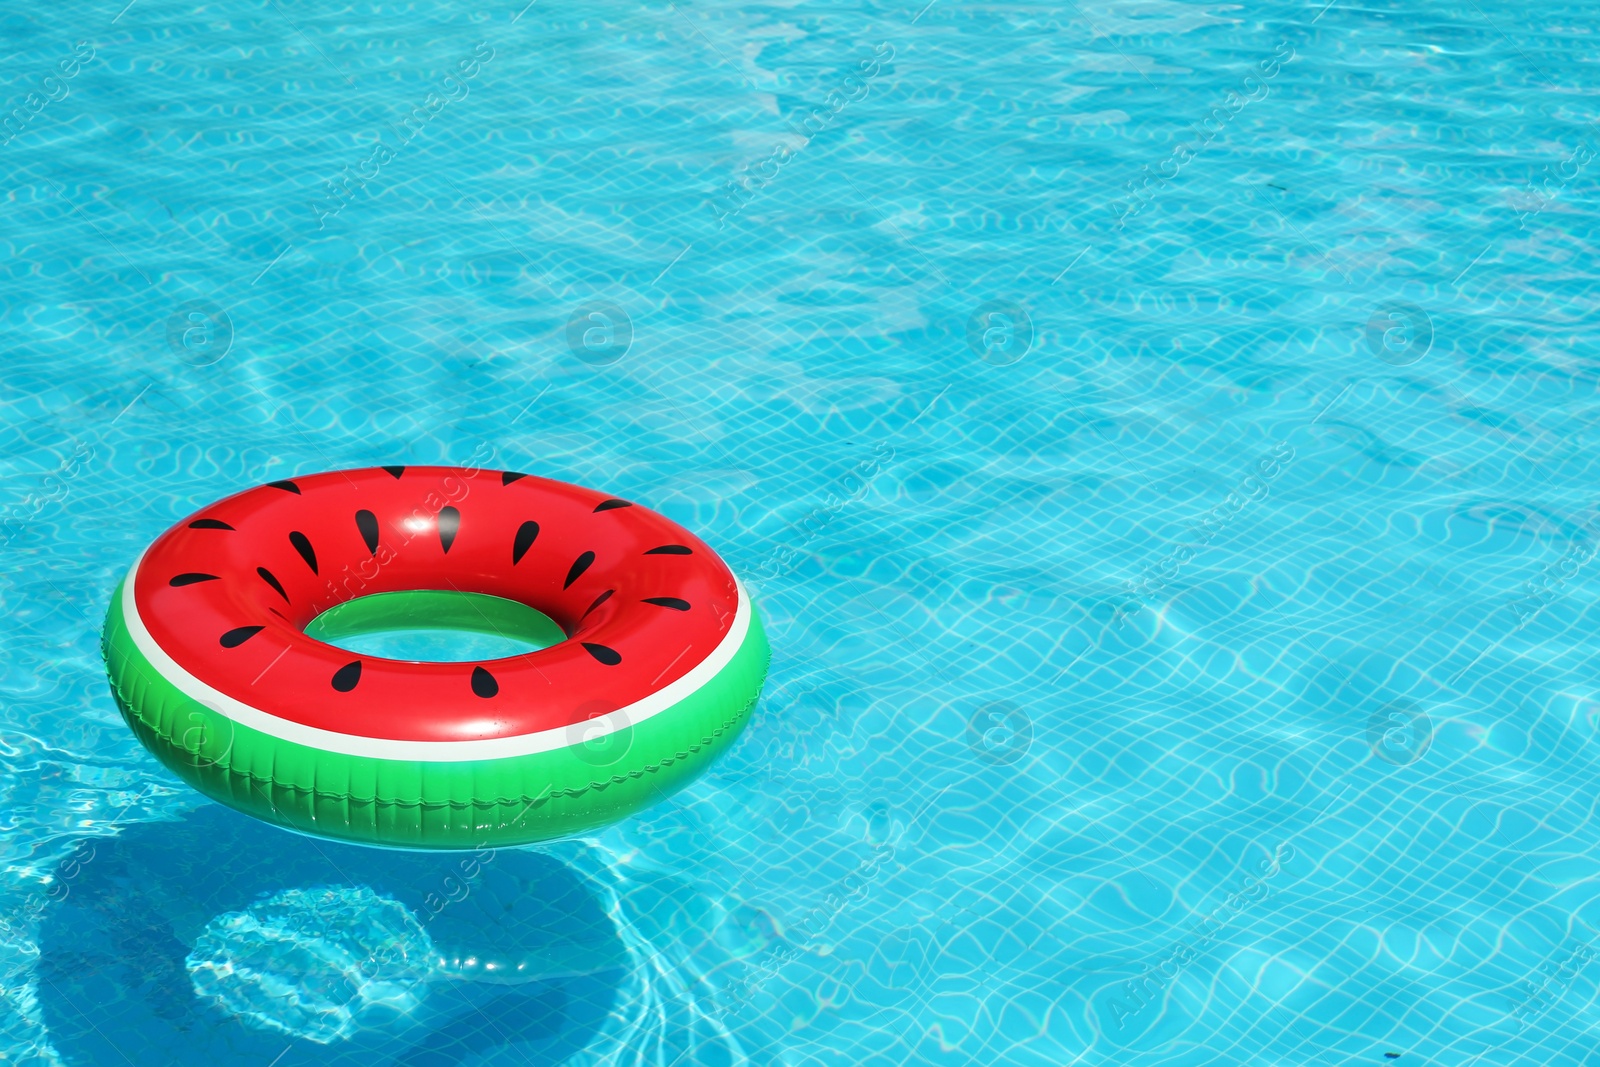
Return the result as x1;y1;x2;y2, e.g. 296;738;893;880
101;575;769;849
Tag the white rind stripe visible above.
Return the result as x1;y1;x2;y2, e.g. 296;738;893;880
119;547;752;762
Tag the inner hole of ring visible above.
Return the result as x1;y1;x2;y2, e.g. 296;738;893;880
303;590;567;663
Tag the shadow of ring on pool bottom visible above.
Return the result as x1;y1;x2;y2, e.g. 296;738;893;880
37;804;628;1067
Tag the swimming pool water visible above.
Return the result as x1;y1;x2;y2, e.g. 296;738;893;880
3;0;1600;1063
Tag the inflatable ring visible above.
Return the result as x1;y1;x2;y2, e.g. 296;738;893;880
101;465;769;849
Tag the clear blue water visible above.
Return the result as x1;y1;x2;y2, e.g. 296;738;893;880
3;0;1599;1062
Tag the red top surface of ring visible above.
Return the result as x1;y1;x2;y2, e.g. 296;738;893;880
131;466;740;742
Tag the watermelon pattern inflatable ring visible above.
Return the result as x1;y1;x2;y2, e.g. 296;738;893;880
100;465;770;849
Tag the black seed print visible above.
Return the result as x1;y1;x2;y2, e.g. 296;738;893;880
331;660;362;692
512;521;539;564
643;545;692;555
471;666;498;698
289;531;318;574
581;589;614;620
502;471;529;486
169;573;220;587
219;625;263;648
593;499;632;512
267;479;301;494
355;509;380;555
581;643;621;666
564;551;595;589
188;518;234;530
438;506;460;553
256;567;290;603
642;596;691;611
381;465;405;479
